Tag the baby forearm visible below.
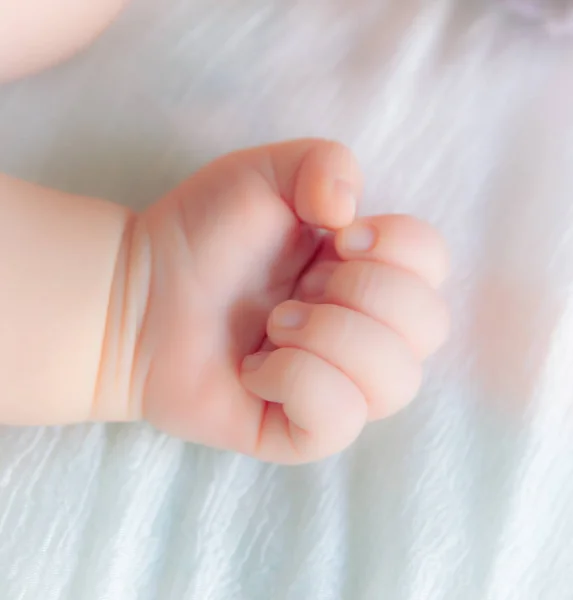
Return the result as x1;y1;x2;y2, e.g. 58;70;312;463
0;174;147;425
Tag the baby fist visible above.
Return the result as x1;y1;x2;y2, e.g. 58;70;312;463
137;139;450;464
242;214;450;463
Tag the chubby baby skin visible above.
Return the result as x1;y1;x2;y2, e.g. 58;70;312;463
0;139;449;464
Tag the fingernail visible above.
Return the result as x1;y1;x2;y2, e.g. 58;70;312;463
242;352;269;372
341;222;377;252
273;302;309;329
302;267;333;297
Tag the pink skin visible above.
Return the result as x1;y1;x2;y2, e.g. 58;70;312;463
0;0;129;82
139;140;450;463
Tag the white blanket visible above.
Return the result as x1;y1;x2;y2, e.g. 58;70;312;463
1;1;573;598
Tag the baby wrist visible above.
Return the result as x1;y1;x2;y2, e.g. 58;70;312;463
94;214;152;423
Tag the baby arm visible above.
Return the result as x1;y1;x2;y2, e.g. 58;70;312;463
0;0;128;82
0;174;147;425
0;139;449;464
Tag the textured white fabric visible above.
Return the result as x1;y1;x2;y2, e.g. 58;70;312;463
503;0;573;34
1;0;573;598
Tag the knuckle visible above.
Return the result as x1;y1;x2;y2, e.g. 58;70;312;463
388;353;423;411
277;348;308;398
417;289;450;354
366;346;423;419
329;261;381;306
311;304;355;346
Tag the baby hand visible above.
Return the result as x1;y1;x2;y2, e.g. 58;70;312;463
137;140;449;464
